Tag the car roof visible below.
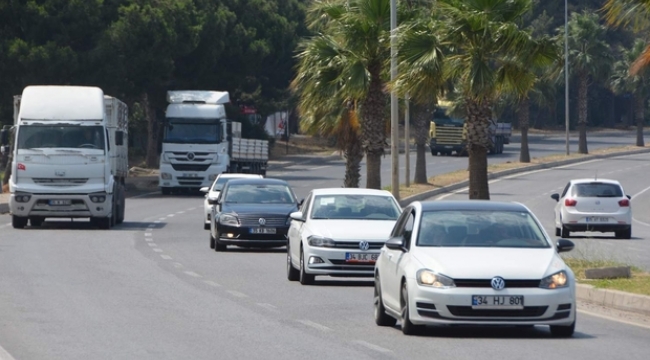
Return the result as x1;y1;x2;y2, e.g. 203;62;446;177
217;173;263;179
417;200;529;212
310;188;395;197
570;178;621;185
224;177;289;186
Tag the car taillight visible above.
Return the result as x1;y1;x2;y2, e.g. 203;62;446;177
564;199;577;206
619;199;630;207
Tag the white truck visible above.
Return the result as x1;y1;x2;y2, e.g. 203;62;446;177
4;85;128;229
159;90;269;195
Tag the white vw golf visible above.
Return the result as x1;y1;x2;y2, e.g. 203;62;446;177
287;188;401;285
374;200;577;337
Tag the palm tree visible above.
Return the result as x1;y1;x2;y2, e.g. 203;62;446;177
438;0;556;199
291;34;364;187
392;12;446;184
603;0;650;75
296;0;392;190
610;38;650;147
561;11;614;154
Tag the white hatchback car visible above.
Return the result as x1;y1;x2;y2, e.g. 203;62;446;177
287;188;402;285
200;173;263;229
374;200;576;337
551;178;631;239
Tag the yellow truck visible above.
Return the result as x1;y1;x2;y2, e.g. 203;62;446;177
429;100;511;156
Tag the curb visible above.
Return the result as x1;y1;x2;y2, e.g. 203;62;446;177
398;147;650;207
577;284;650;316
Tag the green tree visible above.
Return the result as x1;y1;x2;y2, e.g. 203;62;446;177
610;38;650;146
560;11;614;154
603;0;650;75
440;0;555;199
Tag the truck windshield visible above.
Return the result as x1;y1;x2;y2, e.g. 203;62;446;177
163;118;221;144
433;107;464;126
16;125;106;151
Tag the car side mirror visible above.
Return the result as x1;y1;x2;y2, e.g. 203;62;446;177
289;211;304;222
385;237;406;251
207;198;218;205
556;239;575;253
199;187;209;193
550;193;560;202
0;128;8;146
626;194;631;200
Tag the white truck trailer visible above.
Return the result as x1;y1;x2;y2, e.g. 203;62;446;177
159;90;269;194
5;85;128;229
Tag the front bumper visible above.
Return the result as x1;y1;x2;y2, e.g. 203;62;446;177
304;246;380;277
408;281;575;326
159;163;227;189
10;193;113;218
217;224;289;248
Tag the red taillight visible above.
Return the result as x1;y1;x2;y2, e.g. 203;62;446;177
619;199;630;207
564;199;577;206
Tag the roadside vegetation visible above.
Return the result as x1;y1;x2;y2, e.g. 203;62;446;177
563;257;650;297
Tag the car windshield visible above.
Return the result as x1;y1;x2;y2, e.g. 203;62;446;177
310;194;401;220
223;184;295;204
212;177;237;191
572;183;623;197
17;125;106;151
417;210;550;248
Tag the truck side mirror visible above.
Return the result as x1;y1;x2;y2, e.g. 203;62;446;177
0;129;8;146
115;131;124;146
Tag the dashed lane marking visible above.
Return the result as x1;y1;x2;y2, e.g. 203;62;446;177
153;248;163;253
257;303;278;312
226;290;248;298
160;255;172;260
184;271;202;278
203;280;221;287
0;343;17;360
148;243;157;247
296;319;331;332
173;263;183;269
352;340;392;354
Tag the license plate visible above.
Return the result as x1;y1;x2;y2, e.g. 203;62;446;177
472;295;524;309
49;199;71;206
345;253;378;263
445;146;453;148
250;228;276;234
182;173;199;178
586;216;609;223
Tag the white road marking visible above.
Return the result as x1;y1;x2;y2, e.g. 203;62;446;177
153;248;163;253
257;303;278;311
184;271;202;278
203;280;221;287
188;207;197;210
227;290;248;298
154;220;161;223
296;319;331;332
578;309;650;330
145;238;153;242
147;243;157;247
633;218;650;227
144;232;152;237
167;214;175;217
309;165;331;170
352;340;392;354
176;211;185;214
0;343;17;360
129;191;160;199
158;218;166;221
173;262;183;268
0;223;11;229
160;255;172;260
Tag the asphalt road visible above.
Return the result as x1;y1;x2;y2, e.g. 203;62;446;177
1;130;649;360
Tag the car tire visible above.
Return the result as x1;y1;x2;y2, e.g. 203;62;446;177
287;247;299;281
374;274;397;327
401;282;424;335
299;247;315;285
555;227;561;237
615;228;632;239
550;319;575;338
204;223;210;230
209;234;216;249
561;226;570;238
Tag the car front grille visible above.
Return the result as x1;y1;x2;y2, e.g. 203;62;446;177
454;279;541;288
332;241;384;250
447;306;548;317
238;215;287;227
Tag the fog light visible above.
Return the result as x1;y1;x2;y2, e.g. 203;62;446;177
227;233;234;238
309;256;324;264
161;173;172;180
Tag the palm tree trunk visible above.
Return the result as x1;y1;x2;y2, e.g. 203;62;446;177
359;61;386;190
518;98;531;163
635;95;645;147
341;108;363;187
466;98;491;200
578;72;589;154
412;104;431;184
143;93;159;168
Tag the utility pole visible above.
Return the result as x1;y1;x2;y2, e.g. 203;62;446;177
390;0;399;200
404;95;410;188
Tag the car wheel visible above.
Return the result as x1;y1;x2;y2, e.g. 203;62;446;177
299;246;315;285
204;222;210;230
29;217;44;227
615;228;632;239
401;282;424;335
561;226;570;238
215;238;227;252
209;234;216;249
550;319;575;338
374;274;397;327
287;247;299;281
555;227;561;237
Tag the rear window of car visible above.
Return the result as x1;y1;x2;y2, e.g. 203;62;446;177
572;183;623;197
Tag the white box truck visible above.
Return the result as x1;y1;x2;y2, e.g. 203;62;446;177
5;85;128;229
159;90;268;194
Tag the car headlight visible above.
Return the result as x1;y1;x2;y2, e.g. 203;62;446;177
219;213;240;227
416;269;456;288
161;172;172;180
307;235;336;247
539;270;568;289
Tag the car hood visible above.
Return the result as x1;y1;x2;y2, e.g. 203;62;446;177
222;203;298;216
309;220;396;241
411;247;564;279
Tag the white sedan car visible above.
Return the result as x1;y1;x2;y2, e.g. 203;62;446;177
287;188;402;285
374;200;577;337
200;173;263;229
551;178;632;239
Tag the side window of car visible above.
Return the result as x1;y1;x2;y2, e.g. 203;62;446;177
403;212;415;250
390;206;412;238
561;182;570;198
300;194;312;216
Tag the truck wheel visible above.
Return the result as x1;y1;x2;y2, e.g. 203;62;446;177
12;215;28;229
116;184;125;224
29;217;44;227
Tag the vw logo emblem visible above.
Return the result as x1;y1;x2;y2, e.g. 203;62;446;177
595;200;600;205
258;218;266;226
491;276;506;290
359;241;370;251
187;152;195;161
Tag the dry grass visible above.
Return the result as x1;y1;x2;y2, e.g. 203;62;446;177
269;135;337;160
563;257;650;296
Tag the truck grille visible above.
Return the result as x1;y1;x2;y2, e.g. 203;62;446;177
33;178;88;186
171;164;211;172
435;127;463;145
169;152;212;162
